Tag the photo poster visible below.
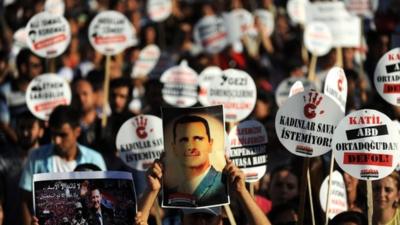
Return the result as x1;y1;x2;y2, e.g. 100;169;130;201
33;171;136;225
161;105;229;208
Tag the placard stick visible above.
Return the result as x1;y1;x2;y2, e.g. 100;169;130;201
47;58;56;73
308;54;317;82
249;183;254;198
324;153;335;225
307;167;316;225
336;47;343;68
297;158;309;225
302;44;310;66
367;181;373;225
101;55;111;127
154;198;162;225
358;20;366;79
224;205;237;225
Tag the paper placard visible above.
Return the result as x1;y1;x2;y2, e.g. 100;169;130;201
26;74;71;120
198;66;223;106
193;15;228;54
147;0;172;22
319;171;348;219
116;115;164;171
26;12;71;58
304;22;333;56
225;9;257;43
332;109;400;180
289;81;305;97
275;90;344;157
253;9;274;37
131;44;160;79
344;0;378;18
275;77;317;107
324;67;348;113
287;0;308;25
44;0;65;16
228;120;268;182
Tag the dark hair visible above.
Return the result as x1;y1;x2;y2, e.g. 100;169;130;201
328;211;367;225
16;111;44;129
49;105;80;129
74;163;101;171
110;77;132;98
172;115;211;143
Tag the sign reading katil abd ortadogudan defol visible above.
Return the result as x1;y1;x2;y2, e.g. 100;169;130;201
26;11;70;58
275;90;344;157
193;15;228;54
116;115;164;171
332;109;400;180
324;67;348;113
229;120;268;182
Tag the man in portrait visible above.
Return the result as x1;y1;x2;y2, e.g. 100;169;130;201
87;188;114;225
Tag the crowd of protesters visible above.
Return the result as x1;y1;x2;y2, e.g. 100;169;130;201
0;0;400;225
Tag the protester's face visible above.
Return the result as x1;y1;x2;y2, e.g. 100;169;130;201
51;123;80;155
344;172;359;194
183;214;222;225
269;170;299;206
75;80;95;113
111;86;129;113
17;120;43;149
28;55;43;79
373;176;400;210
173;122;213;168
91;189;102;210
271;209;298;225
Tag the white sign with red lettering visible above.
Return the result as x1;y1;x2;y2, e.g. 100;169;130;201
26;74;71;120
116;115;164;171
160;61;198;107
229;120;268;182
344;0;378;18
319;171;348;219
131;44;161;79
289;81;305;97
198;66;223;106
275;90;344;157
88;11;137;56
44;0;65;16
193;15;228;54
147;0;172;22
287;0;309;25
276;77;317;107
226;9;257;42
207;69;257;123
304;22;333;56
324;67;348;113
26;12;70;58
253;9;274;37
374;48;400;106
332;109;400;180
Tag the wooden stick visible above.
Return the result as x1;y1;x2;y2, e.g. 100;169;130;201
47;58;56;73
336;47;343;68
224;205;237;225
154;198;162;225
101;55;111;127
367;180;373;225
308;54;317;82
307;166;316;225
249;183;254;198
297;158;309;225
324;153;335;225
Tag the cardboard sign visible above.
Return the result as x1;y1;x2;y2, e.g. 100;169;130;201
198;66;223;106
287;0;308;25
26;12;70;58
332;109;400;180
131;44;160;79
319;171;348;219
373;48;400;106
207;69;257;123
33;172;136;225
160;61;198;107
275;77;317;107
225;9;257;43
304;22;333;56
147;0;172;22
44;0;65;16
306;2;361;47
275;90;344;157
26;74;71;121
88;10;137;56
193;15;228;54
116;115;164;171
161;105;229;208
253;9;274;37
344;0;378;18
324;67;348;113
228;120;268;182
289;80;305;97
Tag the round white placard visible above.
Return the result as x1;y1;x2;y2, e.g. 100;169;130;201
44;0;65;16
324;67;348;113
147;0;172;22
289;80;305;97
287;0;308;25
116;115;164;171
198;66;223;106
160;61;198;107
26;74;71;120
304;22;333;56
88;10;137;56
275;77;317;107
131;44;161;79
193;15;228;54
26;12;71;58
374;48;400;106
253;9;274;37
319;171;348;219
332;109;400;180
207;69;257;123
275;90;344;157
228;9;257;41
229;120;268;182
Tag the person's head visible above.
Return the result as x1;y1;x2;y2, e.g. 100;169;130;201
15;111;44;150
328;211;367;225
16;48;43;80
74;202;84;218
373;171;400;211
268;165;299;206
181;207;222;225
48;105;81;156
90;188;102;211
268;200;298;225
73;79;96;114
110;77;132;114
172;115;213;170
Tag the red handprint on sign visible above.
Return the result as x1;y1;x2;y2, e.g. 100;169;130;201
134;116;149;139
303;92;324;119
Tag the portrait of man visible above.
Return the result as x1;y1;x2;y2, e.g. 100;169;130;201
162;106;228;208
87;188;115;225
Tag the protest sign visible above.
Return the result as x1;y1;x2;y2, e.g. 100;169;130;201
228;120;268;182
332;109;400;180
289;80;305;97
276;77;317;107
304;22;333;56
88;10;137;56
253;9;274;37
324;67;348;113
207;69;256;123
131;44;161;79
319;171;348;219
26;11;70;58
275;90;344;157
26;74;71;120
373;48;400;106
344;0;378;18
224;9;257;43
193;15;228;54
116;115;164;171
44;0;65;16
287;0;308;25
33;171;136;225
161;105;229;208
160;61;198;107
147;0;172;22
198;66;223;106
